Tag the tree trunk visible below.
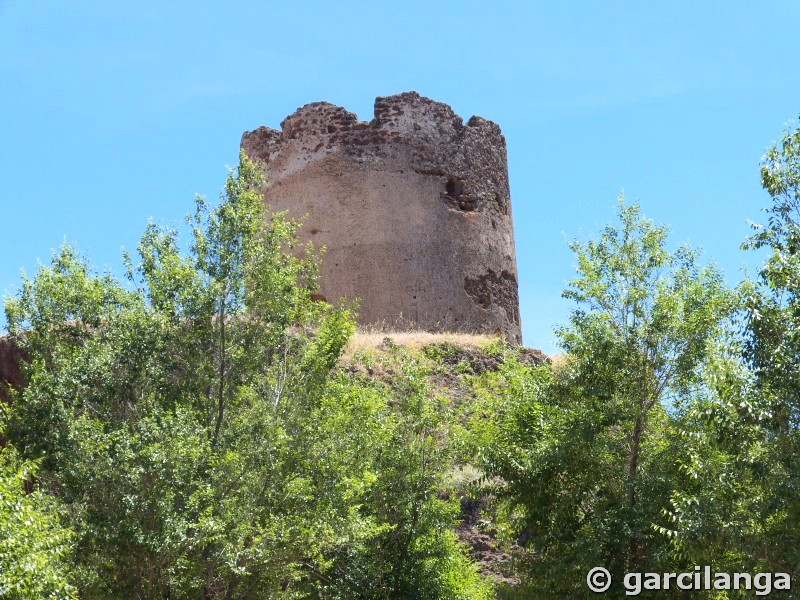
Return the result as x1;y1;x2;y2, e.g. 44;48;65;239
628;411;644;566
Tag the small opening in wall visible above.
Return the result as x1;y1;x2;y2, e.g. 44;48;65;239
445;177;464;197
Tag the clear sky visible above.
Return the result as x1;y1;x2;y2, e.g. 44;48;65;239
2;1;799;352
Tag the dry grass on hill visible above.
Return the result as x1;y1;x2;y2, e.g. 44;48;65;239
343;329;497;360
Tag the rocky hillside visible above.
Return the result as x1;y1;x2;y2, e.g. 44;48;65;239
339;331;549;590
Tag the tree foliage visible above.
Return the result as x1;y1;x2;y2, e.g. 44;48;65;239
661;118;800;589
315;348;494;600
481;199;735;597
0;429;76;599
734;119;800;576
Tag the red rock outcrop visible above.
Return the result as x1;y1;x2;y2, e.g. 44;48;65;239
0;336;24;405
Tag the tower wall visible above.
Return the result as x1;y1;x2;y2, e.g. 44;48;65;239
241;92;521;343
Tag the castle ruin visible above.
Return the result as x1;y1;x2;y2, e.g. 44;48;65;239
241;91;521;343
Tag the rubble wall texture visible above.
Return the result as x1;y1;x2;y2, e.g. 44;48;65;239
241;92;521;343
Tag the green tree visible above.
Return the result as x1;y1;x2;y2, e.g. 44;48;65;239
734;118;800;576
4;153;382;598
657;118;800;591
482;199;734;596
658;338;769;581
0;426;76;599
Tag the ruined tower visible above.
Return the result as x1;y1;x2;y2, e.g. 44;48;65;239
241;92;521;343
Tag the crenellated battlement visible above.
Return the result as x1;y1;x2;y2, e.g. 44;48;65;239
243;92;505;162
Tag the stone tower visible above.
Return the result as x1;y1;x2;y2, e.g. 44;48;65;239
241;91;521;343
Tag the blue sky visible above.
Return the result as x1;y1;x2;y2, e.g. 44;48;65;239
1;1;799;352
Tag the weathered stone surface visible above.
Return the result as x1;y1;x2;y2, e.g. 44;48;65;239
242;92;521;343
0;336;24;404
